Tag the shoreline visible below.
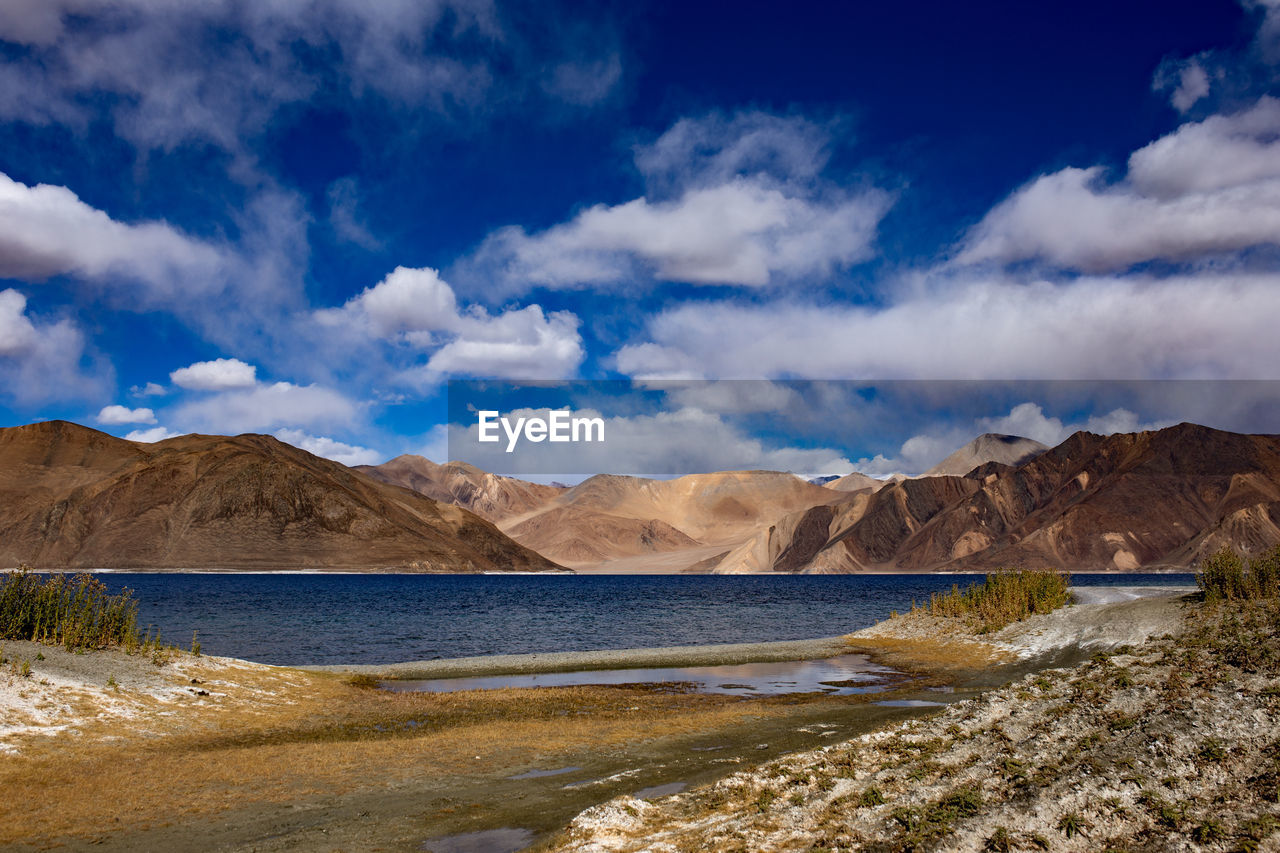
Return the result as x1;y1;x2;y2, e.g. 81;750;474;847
304;586;1196;681
303;635;857;680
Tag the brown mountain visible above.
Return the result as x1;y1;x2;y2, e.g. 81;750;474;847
497;470;842;568
921;433;1049;477
356;455;564;523
0;421;564;572
711;423;1280;573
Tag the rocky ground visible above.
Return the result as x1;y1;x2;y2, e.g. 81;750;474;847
548;594;1280;852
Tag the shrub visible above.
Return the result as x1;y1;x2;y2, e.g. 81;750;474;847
0;568;140;650
927;569;1071;632
1198;545;1280;602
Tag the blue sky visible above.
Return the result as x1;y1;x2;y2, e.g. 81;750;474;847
2;0;1280;477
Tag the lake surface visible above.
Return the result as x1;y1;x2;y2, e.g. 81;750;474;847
93;572;1196;666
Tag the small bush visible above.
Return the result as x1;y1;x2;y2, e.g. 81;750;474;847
858;786;885;807
1198;545;1280;601
0;568;140;650
928;569;1071;633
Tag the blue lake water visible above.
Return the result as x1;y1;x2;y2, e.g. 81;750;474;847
91;572;1197;666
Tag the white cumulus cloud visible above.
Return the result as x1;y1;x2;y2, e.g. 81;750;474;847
957;98;1280;271
0;171;229;292
124;426;182;443
172;381;361;434
457;111;891;297
97;405;156;425
317;266;584;380
169;357;258;391
273;428;382;467
0;287;107;405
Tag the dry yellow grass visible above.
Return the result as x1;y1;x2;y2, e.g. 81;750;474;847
0;663;812;846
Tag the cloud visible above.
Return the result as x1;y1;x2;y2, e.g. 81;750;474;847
457;111;891;296
172;381;362;434
977;402;1168;447
542;54;622;107
273;428;382;467
124;426;181;443
318;267;458;339
957;98;1280;271
1154;57;1212;113
1127;98;1280;197
0;287;107;405
453;406;854;478
851;402;1171;477
0;175;308;363
169;357;258;391
661;380;803;415
316;266;584;379
130;382;167;397
0;171;229;291
615;272;1280;380
326;177;382;251
0;0;617;160
97;405;156;425
415;424;451;463
0;287;38;356
634;112;833;196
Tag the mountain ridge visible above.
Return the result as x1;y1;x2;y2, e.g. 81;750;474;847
0;421;564;572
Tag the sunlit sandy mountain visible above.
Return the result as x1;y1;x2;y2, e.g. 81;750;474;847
356;455;565;523
486;470;841;569
0;421;563;572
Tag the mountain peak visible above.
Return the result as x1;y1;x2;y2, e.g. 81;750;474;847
922;433;1049;478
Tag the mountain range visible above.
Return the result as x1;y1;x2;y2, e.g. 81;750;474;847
0;421;560;572
709;423;1280;573
2;420;1278;573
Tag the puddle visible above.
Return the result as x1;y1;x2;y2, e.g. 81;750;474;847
634;781;686;799
875;699;946;707
387;654;896;696
508;766;581;780
420;827;534;853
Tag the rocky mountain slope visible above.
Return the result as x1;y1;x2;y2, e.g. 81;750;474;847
0;421;563;572
712;423;1280;573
